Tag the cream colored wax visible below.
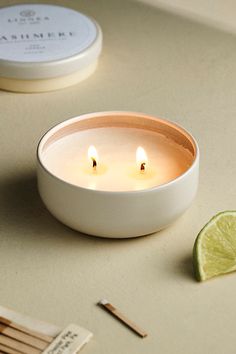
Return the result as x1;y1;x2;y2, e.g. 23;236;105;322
42;127;193;191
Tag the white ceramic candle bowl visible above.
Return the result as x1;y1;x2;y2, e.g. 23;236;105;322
37;112;199;238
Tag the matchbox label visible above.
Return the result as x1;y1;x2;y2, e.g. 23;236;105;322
42;324;92;354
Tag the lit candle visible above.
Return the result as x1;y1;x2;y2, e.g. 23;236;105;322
136;147;147;173
88;145;98;171
85;145;107;181
42;128;192;191
37;111;199;237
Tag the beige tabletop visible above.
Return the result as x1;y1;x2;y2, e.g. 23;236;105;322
1;0;236;353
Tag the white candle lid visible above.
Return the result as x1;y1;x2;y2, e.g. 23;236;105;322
0;4;102;79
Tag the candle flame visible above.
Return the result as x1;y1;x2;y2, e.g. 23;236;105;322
136;146;148;173
88;145;98;170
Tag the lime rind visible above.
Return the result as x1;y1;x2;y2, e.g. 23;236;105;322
193;211;236;281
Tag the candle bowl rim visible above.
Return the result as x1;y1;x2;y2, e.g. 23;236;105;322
37;111;200;195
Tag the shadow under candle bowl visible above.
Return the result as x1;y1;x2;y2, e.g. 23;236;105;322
37;111;199;238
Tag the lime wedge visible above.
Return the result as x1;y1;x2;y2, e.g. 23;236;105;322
193;211;236;281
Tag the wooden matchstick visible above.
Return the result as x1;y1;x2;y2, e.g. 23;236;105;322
0;323;49;350
0;335;41;354
0;343;23;354
0;310;92;354
0;317;54;343
98;299;147;338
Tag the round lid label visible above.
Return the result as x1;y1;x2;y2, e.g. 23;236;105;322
0;4;98;63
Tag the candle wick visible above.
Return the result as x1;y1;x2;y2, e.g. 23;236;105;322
92;158;97;170
140;162;146;173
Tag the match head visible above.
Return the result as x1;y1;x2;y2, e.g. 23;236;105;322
98;299;109;306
